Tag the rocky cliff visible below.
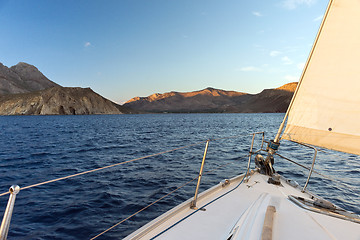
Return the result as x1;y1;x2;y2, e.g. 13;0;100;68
0;86;129;115
0;62;132;115
0;62;60;95
124;82;297;113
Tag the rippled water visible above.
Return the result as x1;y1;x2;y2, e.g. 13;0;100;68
0;114;359;239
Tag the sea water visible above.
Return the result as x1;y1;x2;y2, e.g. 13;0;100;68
0;113;359;239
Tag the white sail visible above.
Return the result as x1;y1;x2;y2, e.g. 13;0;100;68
281;0;360;155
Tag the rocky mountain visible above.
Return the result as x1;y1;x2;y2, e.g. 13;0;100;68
124;82;297;113
0;62;60;95
0;61;297;115
0;61;131;115
0;86;130;115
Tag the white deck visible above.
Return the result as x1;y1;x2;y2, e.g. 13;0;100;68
124;171;360;240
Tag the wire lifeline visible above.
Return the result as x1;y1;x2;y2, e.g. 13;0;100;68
89;176;199;240
92;134;359;239
90;158;241;239
0;141;207;197
0;133;254;197
0;133;253;239
90;148;358;240
210;132;261;142
95;148;358;239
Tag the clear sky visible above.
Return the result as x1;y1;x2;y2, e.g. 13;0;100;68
0;0;329;104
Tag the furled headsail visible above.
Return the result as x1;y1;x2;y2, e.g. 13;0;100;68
281;0;360;155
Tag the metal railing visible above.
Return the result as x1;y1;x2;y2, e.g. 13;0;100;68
296;142;318;192
0;133;257;239
0;186;20;240
262;139;319;192
190;132;265;209
190;140;210;209
1;132;339;239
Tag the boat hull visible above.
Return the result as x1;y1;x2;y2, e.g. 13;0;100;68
124;170;360;240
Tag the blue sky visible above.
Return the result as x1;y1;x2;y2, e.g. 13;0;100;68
0;0;328;103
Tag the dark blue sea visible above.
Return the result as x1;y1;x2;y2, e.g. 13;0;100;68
0;113;359;239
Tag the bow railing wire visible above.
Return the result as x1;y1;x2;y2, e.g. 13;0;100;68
0;133;255;197
2;131;357;239
0;133;256;239
90;158;240;240
275;152;359;193
0;141;208;197
91;132;265;239
268;138;360;193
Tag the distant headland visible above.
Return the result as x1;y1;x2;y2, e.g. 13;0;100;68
124;83;297;113
0;62;297;115
0;62;130;115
